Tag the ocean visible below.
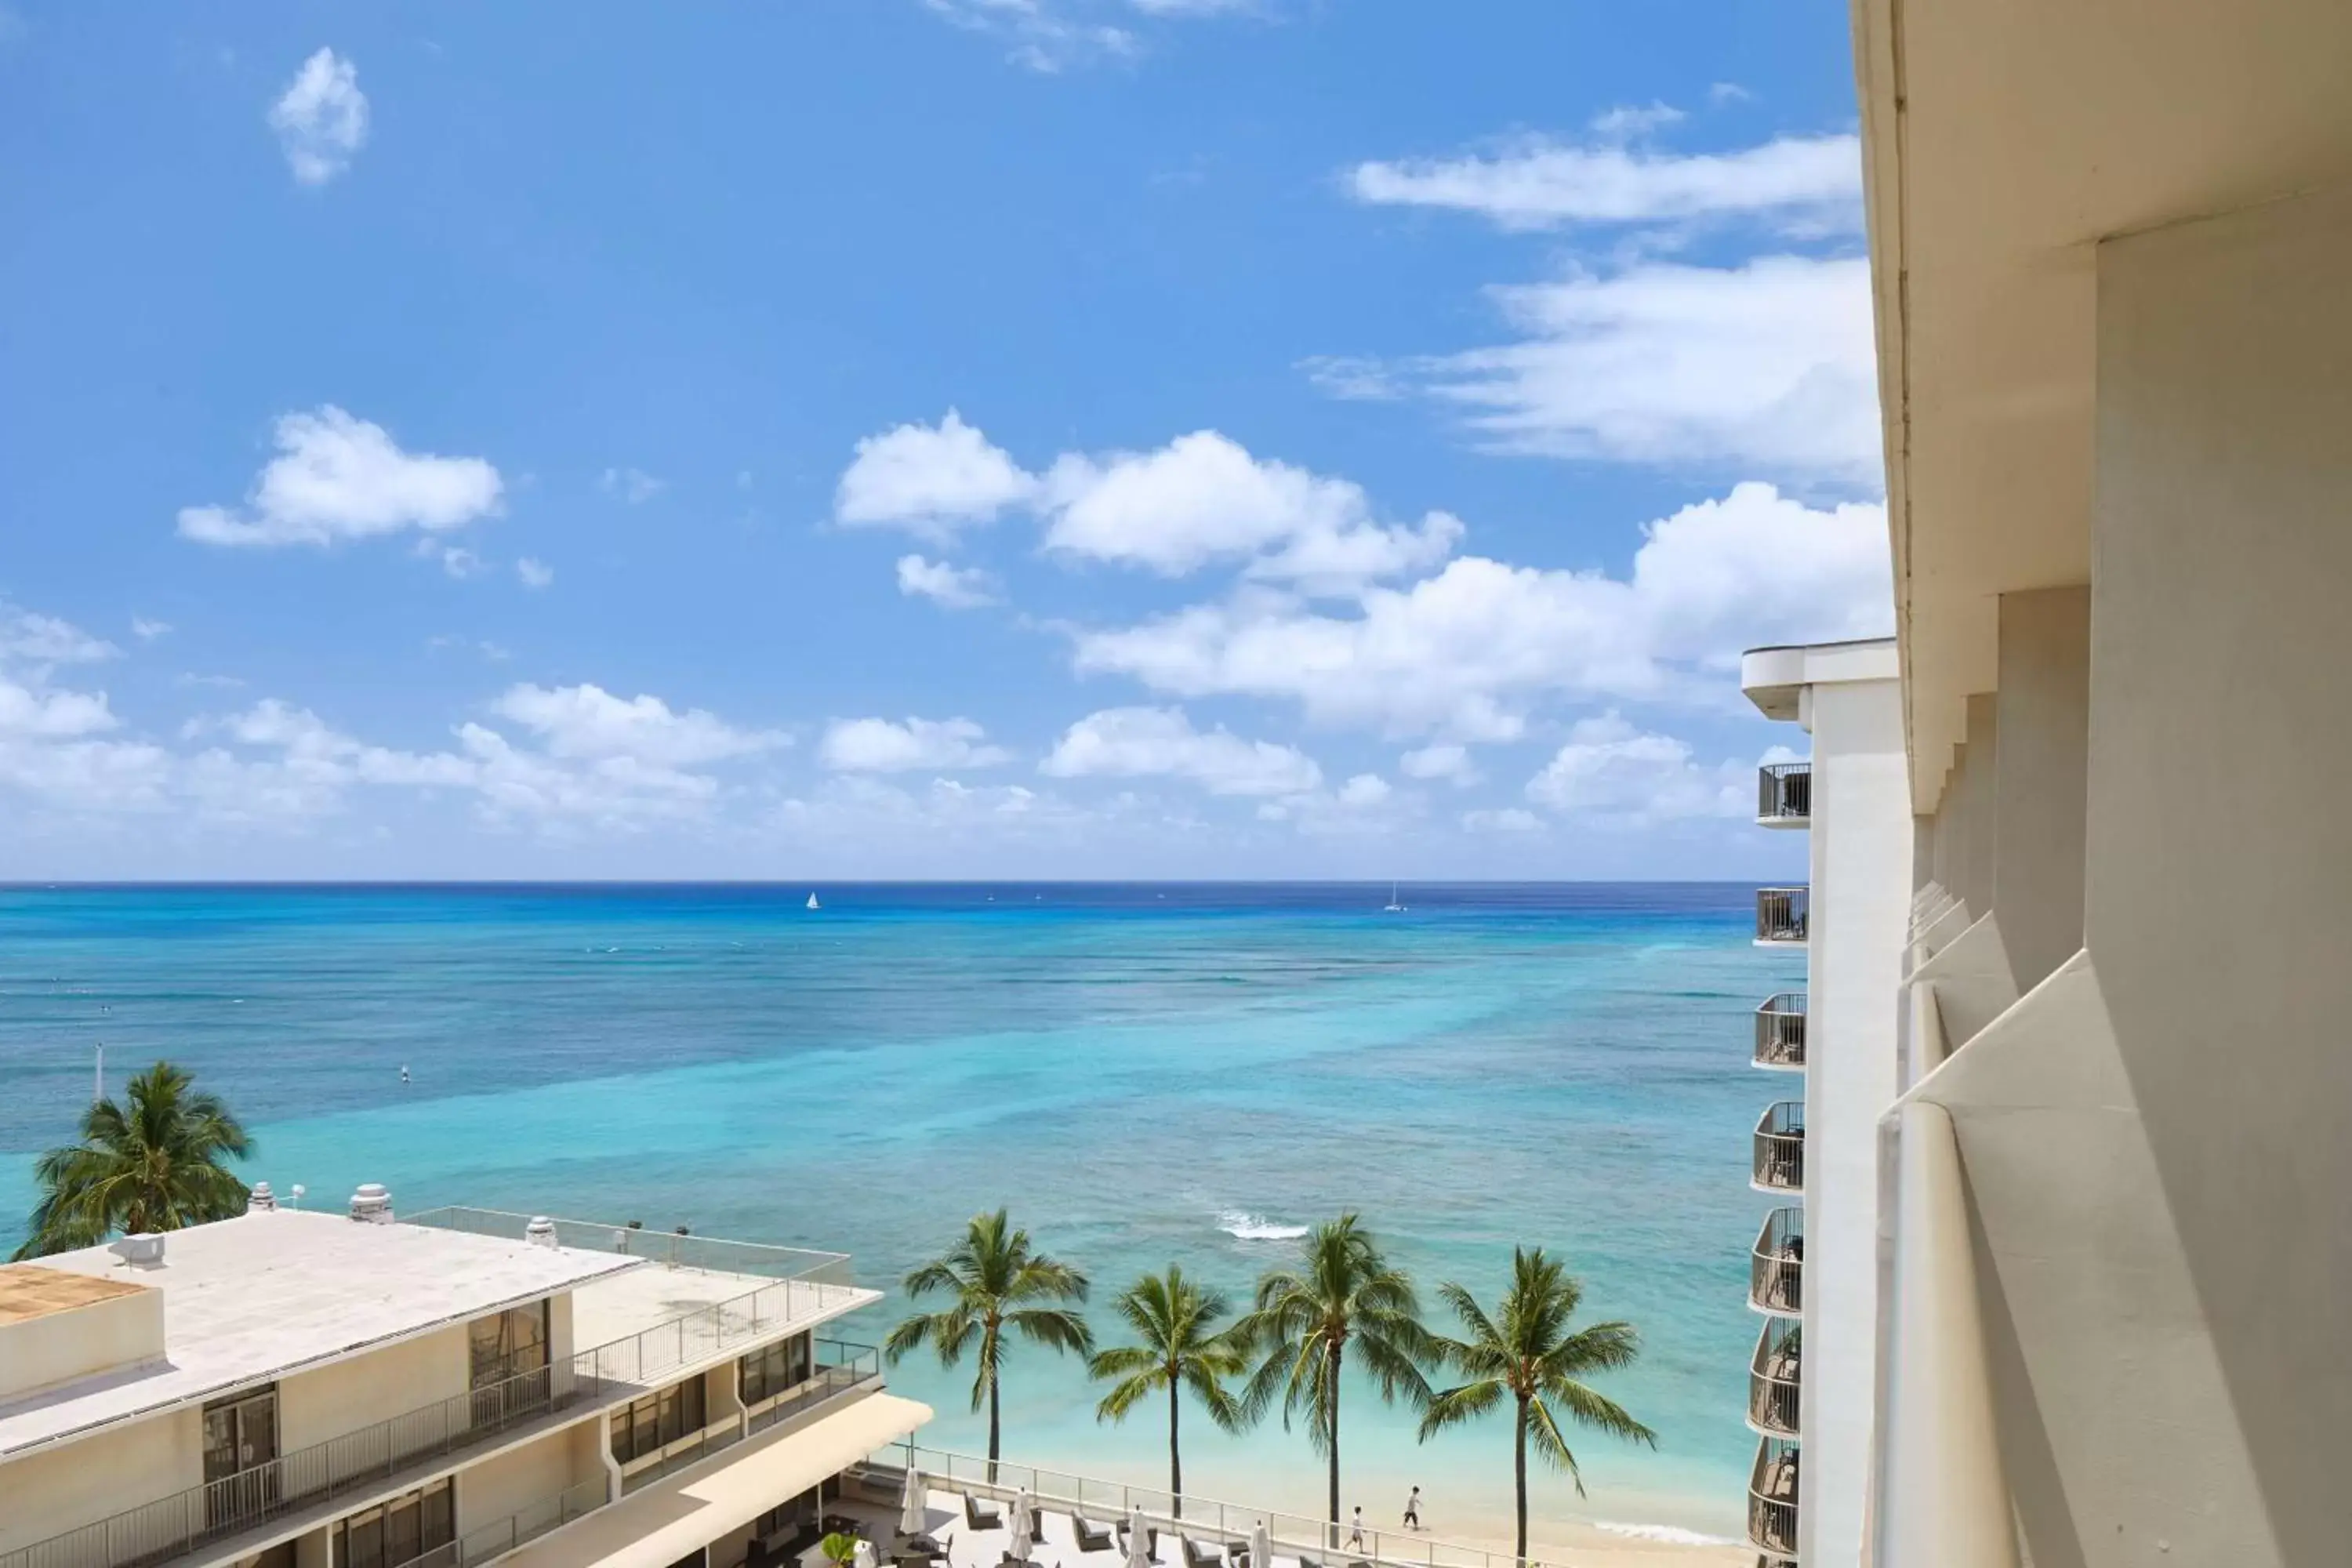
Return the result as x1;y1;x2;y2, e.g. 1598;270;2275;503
0;883;1797;1546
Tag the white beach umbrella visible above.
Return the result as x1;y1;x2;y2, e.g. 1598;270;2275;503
901;1468;928;1538
1250;1522;1270;1568
1126;1508;1153;1568
1009;1489;1036;1564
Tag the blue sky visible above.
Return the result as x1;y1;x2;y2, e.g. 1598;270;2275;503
0;1;1889;880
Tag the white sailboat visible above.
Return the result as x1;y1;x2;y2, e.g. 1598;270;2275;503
1384;881;1406;912
805;891;821;910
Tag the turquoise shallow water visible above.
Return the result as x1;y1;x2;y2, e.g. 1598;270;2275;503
0;884;1798;1545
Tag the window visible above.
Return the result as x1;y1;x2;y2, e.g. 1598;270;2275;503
469;1301;550;1388
610;1374;708;1465
739;1334;813;1406
334;1479;454;1568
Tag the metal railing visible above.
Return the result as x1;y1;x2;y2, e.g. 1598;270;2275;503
1755;887;1809;945
448;1479;606;1566
402;1207;855;1285
880;1443;1581;1568
0;1363;583;1568
6;1283;869;1568
1753;993;1806;1069
1750;1208;1803;1316
620;1339;882;1495
1757;762;1811;825
1751;1102;1805;1193
1747;1322;1800;1437
1746;1438;1800;1558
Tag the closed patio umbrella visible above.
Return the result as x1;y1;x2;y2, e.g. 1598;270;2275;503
1127;1508;1154;1568
901;1469;928;1539
1250;1522;1270;1568
1009;1489;1036;1564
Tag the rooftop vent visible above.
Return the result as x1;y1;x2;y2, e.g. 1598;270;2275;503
349;1183;394;1225
246;1181;278;1214
525;1215;558;1249
110;1232;166;1269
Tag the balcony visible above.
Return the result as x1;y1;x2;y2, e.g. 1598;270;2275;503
1756;762;1811;827
1749;1207;1802;1316
1751;1102;1805;1194
1747;1437;1800;1560
1747;1321;1800;1438
1755;887;1809;946
1754;993;1806;1069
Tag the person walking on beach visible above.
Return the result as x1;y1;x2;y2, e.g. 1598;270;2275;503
1402;1487;1421;1531
1347;1508;1364;1552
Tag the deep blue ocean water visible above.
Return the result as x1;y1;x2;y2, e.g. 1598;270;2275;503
0;883;1798;1544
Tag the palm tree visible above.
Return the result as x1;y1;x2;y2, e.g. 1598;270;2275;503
1087;1265;1249;1517
1417;1247;1657;1563
884;1208;1094;1478
15;1061;252;1260
1233;1214;1433;1537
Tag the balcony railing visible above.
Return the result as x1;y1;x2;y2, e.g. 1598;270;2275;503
1755;887;1809;946
1756;762;1811;826
1747;1438;1800;1559
1753;993;1806;1069
1749;1207;1802;1316
404;1207;854;1286
0;1363;593;1568
621;1339;883;1495
1747;1322;1800;1437
1751;1102;1805;1193
5;1281;869;1568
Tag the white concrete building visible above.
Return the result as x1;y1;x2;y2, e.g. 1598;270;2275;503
1736;2;2352;1564
1737;641;1910;1567
0;1193;930;1568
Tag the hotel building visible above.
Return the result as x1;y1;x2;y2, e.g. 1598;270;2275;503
1737;1;2352;1563
0;1189;931;1568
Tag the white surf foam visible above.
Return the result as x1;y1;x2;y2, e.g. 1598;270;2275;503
1593;1522;1738;1547
1218;1210;1308;1241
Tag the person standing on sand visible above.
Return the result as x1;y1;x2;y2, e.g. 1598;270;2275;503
1402;1487;1421;1530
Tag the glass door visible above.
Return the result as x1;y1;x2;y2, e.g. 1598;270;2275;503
202;1387;281;1529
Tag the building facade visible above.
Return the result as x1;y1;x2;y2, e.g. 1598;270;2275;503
0;1192;931;1568
1738;640;1909;1567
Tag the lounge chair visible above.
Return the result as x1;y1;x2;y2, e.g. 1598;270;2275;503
966;1495;1006;1531
1071;1516;1114;1554
1181;1538;1224;1568
1029;1513;1051;1547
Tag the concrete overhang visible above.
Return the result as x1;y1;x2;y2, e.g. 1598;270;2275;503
1742;637;1900;720
1849;0;2352;807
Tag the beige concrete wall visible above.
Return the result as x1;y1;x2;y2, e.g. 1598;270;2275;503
0;1284;165;1402
1991;587;2090;991
294;1524;332;1568
1798;673;1911;1568
456;1425;583;1537
2088;177;2352;1568
1960;695;1999;915
0;1406;203;1549
279;1323;470;1451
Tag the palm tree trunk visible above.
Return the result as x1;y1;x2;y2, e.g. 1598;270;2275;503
1327;1342;1343;1540
1170;1377;1183;1519
1513;1397;1529;1566
988;1363;1002;1484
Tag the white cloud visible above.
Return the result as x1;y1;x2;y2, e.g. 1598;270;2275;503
1336;772;1391;807
1348;130;1860;234
178;407;504;549
1462;807;1542;833
0;677;118;739
600;467;664;503
895;554;998;609
428;543;488;579
1294;356;1406;402
1040;706;1322;797
840;416;1458;590
1;604;118;665
1071;481;1890;738
818;716;1011;774
516;557;555;590
488;684;785;768
1422;256;1880;481
1523;713;1748;822
1399;742;1480;786
835;411;1036;538
131;617;172;642
269;48;368;186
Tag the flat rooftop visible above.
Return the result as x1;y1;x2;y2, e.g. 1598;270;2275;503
0;1208;644;1460
0;1264;150;1325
